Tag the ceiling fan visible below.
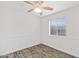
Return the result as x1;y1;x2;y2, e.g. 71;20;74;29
24;1;53;15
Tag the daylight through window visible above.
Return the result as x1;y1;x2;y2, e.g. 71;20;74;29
49;17;66;36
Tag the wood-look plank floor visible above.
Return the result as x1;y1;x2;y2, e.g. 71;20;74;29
0;44;76;58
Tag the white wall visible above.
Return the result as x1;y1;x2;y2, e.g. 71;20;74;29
0;2;41;55
41;6;79;57
1;1;79;57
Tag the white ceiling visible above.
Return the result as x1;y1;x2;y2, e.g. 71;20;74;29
23;1;79;17
0;1;79;17
43;1;79;16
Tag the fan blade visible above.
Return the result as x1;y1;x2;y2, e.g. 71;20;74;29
38;1;44;5
27;9;34;12
24;1;34;6
43;6;53;10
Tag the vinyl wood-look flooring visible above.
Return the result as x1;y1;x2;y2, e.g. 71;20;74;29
0;44;76;58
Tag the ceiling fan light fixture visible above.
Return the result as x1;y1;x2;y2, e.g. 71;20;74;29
24;1;53;15
34;8;42;13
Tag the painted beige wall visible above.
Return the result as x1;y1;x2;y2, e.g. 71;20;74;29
41;6;79;57
0;2;41;55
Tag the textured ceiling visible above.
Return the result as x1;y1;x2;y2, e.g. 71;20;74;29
23;1;79;17
43;1;79;16
0;1;79;17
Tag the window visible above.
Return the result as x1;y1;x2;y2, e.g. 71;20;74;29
49;17;66;36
